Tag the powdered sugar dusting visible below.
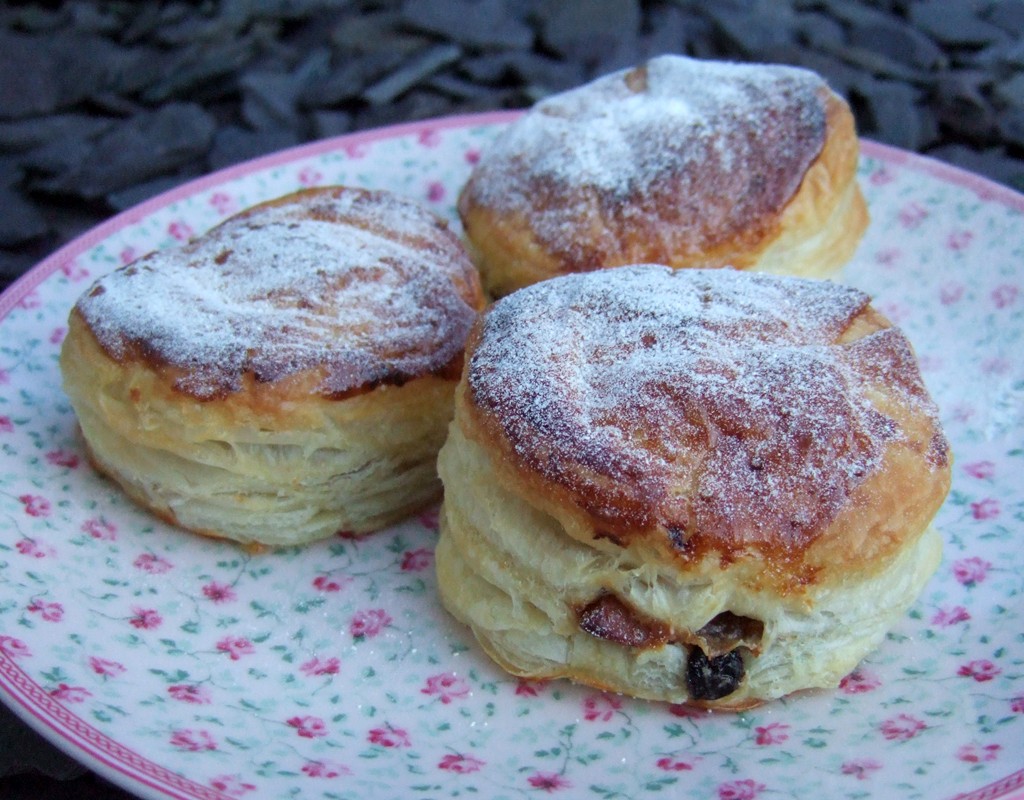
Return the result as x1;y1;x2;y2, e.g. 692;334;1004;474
77;187;480;399
461;55;830;270
468;265;942;555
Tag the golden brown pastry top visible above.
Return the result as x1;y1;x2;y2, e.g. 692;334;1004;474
74;186;484;401
461;265;951;593
458;55;835;274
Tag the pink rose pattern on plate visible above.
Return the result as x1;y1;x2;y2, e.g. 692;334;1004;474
0;119;1021;800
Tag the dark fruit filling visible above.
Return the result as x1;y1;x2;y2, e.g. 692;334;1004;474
577;592;669;648
576;593;755;700
685;648;745;700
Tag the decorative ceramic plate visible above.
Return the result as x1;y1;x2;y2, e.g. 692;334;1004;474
0;113;1021;800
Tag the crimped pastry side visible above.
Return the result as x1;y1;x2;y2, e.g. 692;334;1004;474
436;422;943;708
74;186;483;401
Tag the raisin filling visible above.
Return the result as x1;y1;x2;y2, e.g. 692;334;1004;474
686;647;745;700
577;593;761;700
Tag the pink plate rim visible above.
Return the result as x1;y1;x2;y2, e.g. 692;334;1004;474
0;110;1021;800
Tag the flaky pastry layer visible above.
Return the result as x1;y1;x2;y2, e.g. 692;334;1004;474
63;315;455;547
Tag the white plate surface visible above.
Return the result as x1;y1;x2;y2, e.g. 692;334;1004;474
0;113;1022;800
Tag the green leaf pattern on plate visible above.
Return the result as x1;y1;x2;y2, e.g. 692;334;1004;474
0;119;1021;800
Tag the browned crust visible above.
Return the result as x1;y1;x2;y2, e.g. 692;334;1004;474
73;186;486;402
68;305;471;415
457;269;951;596
458;60;867;296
